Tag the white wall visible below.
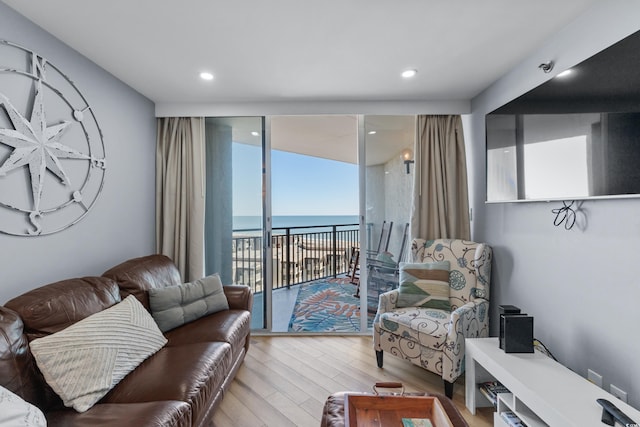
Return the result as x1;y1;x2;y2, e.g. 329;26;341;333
469;1;640;408
0;3;156;304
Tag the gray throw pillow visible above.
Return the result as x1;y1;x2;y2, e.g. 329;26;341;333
148;273;229;332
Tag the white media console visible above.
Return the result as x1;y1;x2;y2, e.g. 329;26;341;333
465;337;640;426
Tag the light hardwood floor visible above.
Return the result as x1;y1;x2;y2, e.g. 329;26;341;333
212;335;494;426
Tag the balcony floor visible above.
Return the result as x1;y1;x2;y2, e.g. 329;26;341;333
251;285;300;332
250;276;372;333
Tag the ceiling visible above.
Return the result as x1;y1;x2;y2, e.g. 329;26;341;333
2;0;599;105
494;29;640;114
0;0;601;166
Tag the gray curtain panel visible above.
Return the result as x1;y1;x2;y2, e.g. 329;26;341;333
410;115;470;241
156;117;206;282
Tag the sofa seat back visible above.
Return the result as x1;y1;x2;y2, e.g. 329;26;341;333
410;238;492;310
5;277;121;341
3;277;121;411
103;254;182;310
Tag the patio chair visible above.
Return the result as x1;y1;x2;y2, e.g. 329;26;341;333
354;223;409;299
366;222;409;297
347;247;360;285
373;238;492;399
366;220;393;257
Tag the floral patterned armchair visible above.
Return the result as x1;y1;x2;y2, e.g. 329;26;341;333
373;238;492;398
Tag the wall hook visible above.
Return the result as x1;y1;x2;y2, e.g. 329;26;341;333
538;61;554;73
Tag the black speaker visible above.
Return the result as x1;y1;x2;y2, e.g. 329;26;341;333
502;315;534;353
498;305;521;350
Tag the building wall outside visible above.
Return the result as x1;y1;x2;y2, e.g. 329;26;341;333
383;147;413;260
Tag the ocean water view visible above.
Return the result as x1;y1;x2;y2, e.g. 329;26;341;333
234;215;358;232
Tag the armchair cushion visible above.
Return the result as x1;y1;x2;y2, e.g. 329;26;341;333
411;239;492;307
379;307;449;351
396;261;450;311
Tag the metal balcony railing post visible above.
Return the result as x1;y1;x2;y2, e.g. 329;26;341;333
332;225;337;278
285;227;291;290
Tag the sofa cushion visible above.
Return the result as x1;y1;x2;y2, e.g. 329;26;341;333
378;307;450;350
396;261;451;311
164;309;251;359
3;278;122;411
0;384;46;427
103;255;182;310
29;296;167;412
101;342;232;426
46;401;192;427
148;273;229;332
4;277;121;340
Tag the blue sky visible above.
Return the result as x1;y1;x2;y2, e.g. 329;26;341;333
232;143;358;216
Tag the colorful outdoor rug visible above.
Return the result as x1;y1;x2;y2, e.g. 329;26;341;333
288;278;373;332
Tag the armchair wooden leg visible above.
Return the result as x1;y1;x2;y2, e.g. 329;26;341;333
375;350;383;368
444;380;454;399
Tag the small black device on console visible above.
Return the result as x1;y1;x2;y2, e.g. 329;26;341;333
498;304;520;349
499;305;534;353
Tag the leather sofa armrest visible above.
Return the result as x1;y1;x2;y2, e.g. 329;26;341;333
223;285;253;311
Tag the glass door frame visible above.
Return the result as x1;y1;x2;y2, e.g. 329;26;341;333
357;115;369;333
261;116;273;332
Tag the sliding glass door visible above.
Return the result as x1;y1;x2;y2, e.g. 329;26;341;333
204;114;414;333
270;115;359;333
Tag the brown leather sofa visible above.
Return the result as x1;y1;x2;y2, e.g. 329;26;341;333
0;254;252;427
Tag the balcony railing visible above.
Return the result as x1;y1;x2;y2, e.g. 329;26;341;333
232;223;359;294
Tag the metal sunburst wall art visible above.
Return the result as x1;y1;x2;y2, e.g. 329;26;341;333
0;40;106;236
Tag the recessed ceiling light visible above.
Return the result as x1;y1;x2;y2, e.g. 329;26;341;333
251;131;259;136
402;69;417;78
368;131;377;135
556;69;572;78
200;72;214;81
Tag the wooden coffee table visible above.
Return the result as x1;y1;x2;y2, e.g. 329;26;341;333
321;383;469;427
345;393;454;426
